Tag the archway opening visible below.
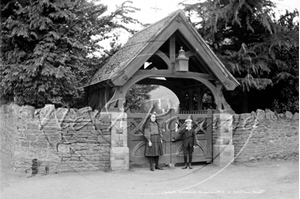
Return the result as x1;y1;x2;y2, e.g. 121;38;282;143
124;84;158;113
123;76;218;113
124;83;180;113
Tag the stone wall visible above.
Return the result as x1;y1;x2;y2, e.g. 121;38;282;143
0;105;17;158
232;109;299;163
1;104;299;174
0;104;111;174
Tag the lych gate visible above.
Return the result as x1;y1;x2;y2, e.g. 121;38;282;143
84;10;239;170
127;109;213;167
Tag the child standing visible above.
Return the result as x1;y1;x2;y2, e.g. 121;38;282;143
143;112;164;171
172;115;198;169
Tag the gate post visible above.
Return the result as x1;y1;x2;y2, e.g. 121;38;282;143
109;110;129;171
213;112;234;166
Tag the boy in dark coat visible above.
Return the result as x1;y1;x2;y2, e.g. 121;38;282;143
172;115;199;169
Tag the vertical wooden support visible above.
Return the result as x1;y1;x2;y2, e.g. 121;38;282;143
206;109;213;162
189;89;194;111
106;86;125;111
169;34;176;71
196;88;201;111
215;82;223;111
215;82;234;113
117;87;125;111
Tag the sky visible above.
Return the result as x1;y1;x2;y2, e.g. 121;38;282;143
100;0;184;24
100;0;299;25
95;0;299;51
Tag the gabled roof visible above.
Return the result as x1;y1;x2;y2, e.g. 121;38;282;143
86;10;239;90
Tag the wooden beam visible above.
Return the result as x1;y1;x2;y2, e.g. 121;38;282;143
109;12;238;91
137;78;175;87
185;51;196;58
177;22;238;90
169;34;176;71
180;83;207;90
154;50;172;69
121;69;222;111
135;70;214;80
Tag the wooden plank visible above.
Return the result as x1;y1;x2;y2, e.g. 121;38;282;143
135;70;214;80
128;110;214;167
169;34;176;71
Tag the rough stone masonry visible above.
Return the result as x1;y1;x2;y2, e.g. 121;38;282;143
231;109;299;163
0;104;112;174
1;104;299;174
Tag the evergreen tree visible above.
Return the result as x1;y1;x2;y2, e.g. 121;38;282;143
270;10;299;113
125;84;158;112
181;0;298;113
1;0;140;108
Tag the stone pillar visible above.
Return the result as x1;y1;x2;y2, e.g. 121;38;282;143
213;112;234;166
109;110;129;171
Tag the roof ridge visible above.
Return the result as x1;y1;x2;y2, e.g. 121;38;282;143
127;9;182;42
85;8;239;89
179;14;239;84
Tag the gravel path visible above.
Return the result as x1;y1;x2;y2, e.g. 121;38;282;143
1;158;298;199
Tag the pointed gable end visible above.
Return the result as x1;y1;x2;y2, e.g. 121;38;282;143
86;10;239;91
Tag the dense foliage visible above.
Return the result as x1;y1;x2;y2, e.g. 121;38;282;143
1;0;298;113
1;0;140;108
270;10;299;113
181;0;299;113
125;84;159;112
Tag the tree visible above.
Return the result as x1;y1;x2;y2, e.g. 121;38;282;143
0;0;140;108
181;0;298;113
125;84;158;112
270;10;299;113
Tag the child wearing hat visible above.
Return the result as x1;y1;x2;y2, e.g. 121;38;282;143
172;115;199;169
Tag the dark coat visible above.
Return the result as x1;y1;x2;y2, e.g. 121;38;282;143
143;122;163;156
173;127;197;148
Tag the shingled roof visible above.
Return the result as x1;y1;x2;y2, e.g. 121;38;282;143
86;9;239;90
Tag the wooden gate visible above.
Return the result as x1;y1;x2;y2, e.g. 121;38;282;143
127;108;213;167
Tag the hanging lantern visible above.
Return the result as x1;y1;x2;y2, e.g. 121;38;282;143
175;46;189;72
